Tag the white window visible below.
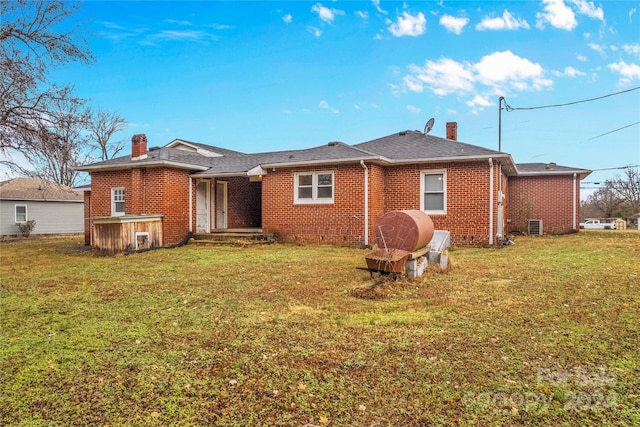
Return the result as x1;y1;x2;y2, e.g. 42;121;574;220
111;188;125;216
420;170;446;214
15;205;27;222
294;171;334;204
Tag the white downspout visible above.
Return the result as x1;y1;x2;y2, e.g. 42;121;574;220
496;163;503;242
572;173;577;230
360;160;369;247
188;176;193;233
489;158;494;245
89;187;93;246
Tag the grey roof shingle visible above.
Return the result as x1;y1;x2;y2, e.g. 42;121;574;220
354;130;501;160
78;131;589;178
515;162;591;174
0;178;83;201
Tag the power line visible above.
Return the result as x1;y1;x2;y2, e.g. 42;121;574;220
590;164;640;172
584;121;640;142
503;86;640;111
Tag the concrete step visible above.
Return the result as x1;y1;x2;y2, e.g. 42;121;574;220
191;229;274;245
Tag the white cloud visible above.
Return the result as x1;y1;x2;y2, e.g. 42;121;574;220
282;13;292;24
404;58;475;95
372;0;387;15
577;54;588;61
406;105;422;114
164;19;192;26
622;43;640;54
356;11;368;21
570;0;604;21
439;15;469;35
308;26;322;38
476;10;530;31
608;61;640;85
319;100;339;114
588;43;605;53
152;30;218;42
311;3;345;24
551;66;586;77
466;95;492;109
536;0;577;30
401;50;553;111
388;12;426;37
211;24;234;30
630;8;637;24
474;51;552;91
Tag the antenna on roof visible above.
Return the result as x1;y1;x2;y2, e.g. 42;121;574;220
424;118;435;135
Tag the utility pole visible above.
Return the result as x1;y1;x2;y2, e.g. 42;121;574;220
498;96;505;152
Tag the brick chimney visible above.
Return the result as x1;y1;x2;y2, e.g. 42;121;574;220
131;134;148;160
446;122;457;141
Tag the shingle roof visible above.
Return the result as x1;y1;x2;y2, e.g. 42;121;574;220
516;162;591;175
354;130;502;160
0;178;83;202
77;131;589;178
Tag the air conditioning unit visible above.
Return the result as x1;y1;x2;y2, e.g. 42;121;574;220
527;219;543;236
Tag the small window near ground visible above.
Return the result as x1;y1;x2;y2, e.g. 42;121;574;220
15;205;27;222
420;170;446;214
136;232;150;250
294;171;334;204
112;188;125;216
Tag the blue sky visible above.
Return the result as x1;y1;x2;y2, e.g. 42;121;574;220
27;1;640;191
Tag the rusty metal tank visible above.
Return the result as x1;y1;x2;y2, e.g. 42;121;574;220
374;210;434;253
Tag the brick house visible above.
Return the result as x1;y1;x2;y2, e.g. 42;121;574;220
77;123;591;253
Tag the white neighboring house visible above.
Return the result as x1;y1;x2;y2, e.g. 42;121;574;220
0;178;84;236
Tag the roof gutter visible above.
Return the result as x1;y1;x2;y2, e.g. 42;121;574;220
513;166;591;180
259;153;516;171
75;160;209;173
259;155;381;170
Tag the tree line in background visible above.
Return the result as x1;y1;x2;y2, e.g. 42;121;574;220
581;167;640;221
1;0;126;187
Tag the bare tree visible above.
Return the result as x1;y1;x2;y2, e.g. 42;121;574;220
0;0;93;151
87;109;128;161
609;167;640;216
584;184;622;219
17;97;91;186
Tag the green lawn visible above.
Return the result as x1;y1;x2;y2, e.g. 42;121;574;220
1;231;639;426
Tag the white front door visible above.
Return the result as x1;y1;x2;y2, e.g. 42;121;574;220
196;180;210;233
216;181;228;229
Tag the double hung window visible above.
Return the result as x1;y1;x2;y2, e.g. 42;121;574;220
420;171;446;214
294;172;334;204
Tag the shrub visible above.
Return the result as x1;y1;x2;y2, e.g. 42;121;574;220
17;220;36;237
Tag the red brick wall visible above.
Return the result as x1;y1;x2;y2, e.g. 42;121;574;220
384;161;494;247
262;164;367;246
262;160;501;248
225;177;262;228
508;174;579;235
88;167;191;245
84;191;91;245
368;164;386;246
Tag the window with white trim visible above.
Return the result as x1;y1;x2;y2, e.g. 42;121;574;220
15;205;27;222
420;170;446;214
111;188;125;216
294;171;334;204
